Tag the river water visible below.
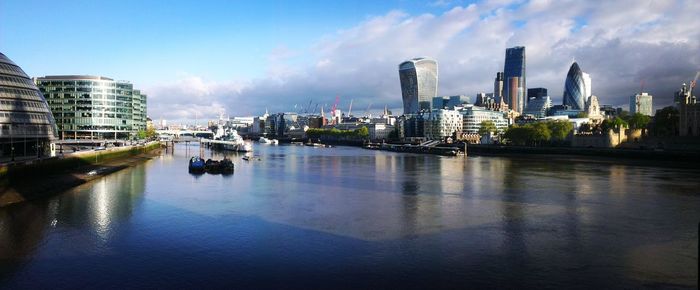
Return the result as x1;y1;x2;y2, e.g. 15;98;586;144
0;144;697;289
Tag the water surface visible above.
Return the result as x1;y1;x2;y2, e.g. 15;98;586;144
0;144;697;289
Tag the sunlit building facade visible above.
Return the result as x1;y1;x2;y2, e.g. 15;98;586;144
399;58;438;114
0;52;58;161
35;75;147;140
629;92;653;116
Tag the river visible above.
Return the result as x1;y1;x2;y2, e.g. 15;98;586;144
0;144;698;289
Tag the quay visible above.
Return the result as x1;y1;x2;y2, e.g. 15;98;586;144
364;141;462;156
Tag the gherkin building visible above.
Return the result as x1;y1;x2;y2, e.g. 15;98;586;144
0;52;58;162
562;62;587;111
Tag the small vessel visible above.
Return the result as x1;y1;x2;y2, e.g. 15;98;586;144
259;137;279;145
188;156;205;173
205;159;221;174
220;158;234;174
242;156;250;161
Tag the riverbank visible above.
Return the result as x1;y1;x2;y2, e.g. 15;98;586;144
466;144;700;168
0;142;162;207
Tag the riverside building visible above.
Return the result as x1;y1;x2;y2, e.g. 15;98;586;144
35;75;147;140
0;52;58;161
424;109;462;140
460;104;508;134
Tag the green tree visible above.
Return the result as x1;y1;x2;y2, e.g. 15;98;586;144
478;120;497;136
137;130;147;139
652;106;679;136
354;126;369;138
530;122;551;145
628;113;651;130
546;120;574;142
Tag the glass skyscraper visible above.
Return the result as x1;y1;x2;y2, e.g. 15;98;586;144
399;58;438;114
35;75;147;140
503;46;526;113
562;62;587;110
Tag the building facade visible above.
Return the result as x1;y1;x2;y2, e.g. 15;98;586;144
460;105;508;134
562;62;588;111
523;95;552;118
399;58;438;114
630;92;653;116
35;75;147;140
0;52;58;161
503;47;526;113
677;83;699;136
424;109;462;140
527;88;547;101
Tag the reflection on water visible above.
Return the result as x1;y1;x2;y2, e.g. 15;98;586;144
0;144;697;289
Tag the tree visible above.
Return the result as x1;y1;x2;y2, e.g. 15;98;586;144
478;120;497;136
137;130;147;139
604;117;628;131
628;113;651;130
530;122;551;145
354;126;369;138
652;106;679;136
546;120;573;142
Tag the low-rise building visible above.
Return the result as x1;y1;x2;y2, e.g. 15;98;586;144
460;104;508;134
424;109;462;140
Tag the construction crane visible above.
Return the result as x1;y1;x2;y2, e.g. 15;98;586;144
304;99;313;114
691;71;700;92
363;102;373;117
347;99;353;117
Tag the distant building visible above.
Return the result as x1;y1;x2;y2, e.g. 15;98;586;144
460;104;508;134
677;83;699;136
366;123;394;141
399;58;438;114
0;52;58;161
424;109;462;140
527;88;547;101
398;114;425;141
585;95;603;122
432;95;470;110
562;62;588;111
494;72;504;101
523;95;552;118
503;47;526;113
35;75;147;140
600;105;621;118
630;92;653;116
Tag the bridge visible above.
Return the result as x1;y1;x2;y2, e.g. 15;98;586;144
155;130;214;138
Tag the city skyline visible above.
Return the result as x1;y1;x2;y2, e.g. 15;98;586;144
1;0;699;121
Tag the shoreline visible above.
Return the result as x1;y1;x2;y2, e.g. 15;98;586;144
0;143;162;207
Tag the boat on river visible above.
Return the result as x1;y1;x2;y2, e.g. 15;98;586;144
203;158;235;174
188;156;206;173
259;137;279;145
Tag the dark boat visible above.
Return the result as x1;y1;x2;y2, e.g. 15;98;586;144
205;159;221;174
188;156;205;173
220;158;234;174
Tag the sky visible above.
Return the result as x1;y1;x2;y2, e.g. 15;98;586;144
1;0;699;122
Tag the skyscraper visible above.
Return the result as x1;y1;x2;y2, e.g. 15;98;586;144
562;62;587;110
582;72;592;100
503;46;526;113
399;58;438;114
493;72;504;101
630;93;653;116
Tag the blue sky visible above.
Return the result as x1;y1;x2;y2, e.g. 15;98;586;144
1;0;698;121
1;0;462;82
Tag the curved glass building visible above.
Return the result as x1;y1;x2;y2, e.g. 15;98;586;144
562;62;587;110
0;52;58;162
35;75;147;140
399;58;438;114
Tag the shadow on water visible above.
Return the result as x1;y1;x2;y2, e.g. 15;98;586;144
0;164;146;283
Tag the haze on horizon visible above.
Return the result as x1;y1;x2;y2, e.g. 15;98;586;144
2;0;699;122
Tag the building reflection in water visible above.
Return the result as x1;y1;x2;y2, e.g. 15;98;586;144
0;164;146;274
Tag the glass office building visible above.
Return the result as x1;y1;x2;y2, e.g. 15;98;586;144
0;52;58;162
562;62;587;111
35;75;147;140
503;46;526;113
630;93;653;116
399;58;438;114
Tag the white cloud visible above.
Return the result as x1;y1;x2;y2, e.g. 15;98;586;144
147;0;700;120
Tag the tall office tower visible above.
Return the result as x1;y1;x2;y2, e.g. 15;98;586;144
494;72;504;101
562;62;587;110
503;46;526;113
0;52;58;161
630;93;653;116
399;58;438;114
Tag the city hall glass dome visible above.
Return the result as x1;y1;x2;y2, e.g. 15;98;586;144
0;52;57;161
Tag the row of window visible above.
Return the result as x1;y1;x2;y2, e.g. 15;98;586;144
0;87;43;102
0;124;53;136
0;112;51;124
0;63;25;77
0;75;35;89
0;99;48;110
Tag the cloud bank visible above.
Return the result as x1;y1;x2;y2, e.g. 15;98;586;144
145;0;700;121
